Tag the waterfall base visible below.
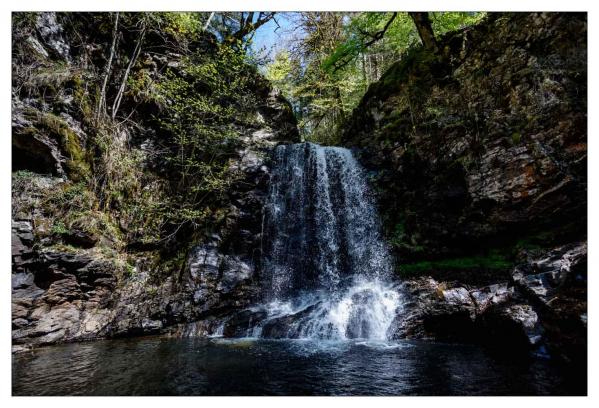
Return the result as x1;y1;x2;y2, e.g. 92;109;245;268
247;142;405;341
214;278;404;341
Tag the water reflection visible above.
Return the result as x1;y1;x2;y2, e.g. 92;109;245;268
12;337;585;396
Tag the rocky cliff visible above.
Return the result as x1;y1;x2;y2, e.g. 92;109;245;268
12;12;299;351
12;12;587;367
343;12;586;364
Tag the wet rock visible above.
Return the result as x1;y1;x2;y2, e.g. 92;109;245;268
223;308;267;337
511;242;587;363
141;318;163;333
470;283;513;314
512;242;587;305
396;278;515;343
395;240;586;363
188;242;222;282
13;303;81;346
218;256;254;294
479;303;544;351
442;287;473;307
261;303;321;339
170;320;215;338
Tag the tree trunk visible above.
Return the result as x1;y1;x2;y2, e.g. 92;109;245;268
97;12;119;120
409;12;438;53
111;17;146;120
203;12;215;30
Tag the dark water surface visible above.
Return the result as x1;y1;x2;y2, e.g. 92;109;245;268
12;336;585;396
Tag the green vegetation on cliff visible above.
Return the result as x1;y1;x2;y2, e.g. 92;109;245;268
12;12;294;271
264;12;484;143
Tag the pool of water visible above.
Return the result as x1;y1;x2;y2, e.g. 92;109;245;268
12;336;586;396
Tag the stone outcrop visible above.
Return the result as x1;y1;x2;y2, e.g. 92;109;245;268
394;242;586;363
341;12;586;363
343;13;587;263
11;109;297;351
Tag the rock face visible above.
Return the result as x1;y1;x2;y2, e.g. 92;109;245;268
394;242;586;363
343;13;587;263
12;115;296;351
11;12;298;351
341;12;586;363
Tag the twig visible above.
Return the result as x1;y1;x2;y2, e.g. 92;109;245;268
97;12;119;120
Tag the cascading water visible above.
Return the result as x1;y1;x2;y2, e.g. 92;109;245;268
243;142;403;341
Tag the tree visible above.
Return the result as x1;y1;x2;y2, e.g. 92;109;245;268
266;12;486;144
96;12;119;121
208;12;277;48
408;12;438;52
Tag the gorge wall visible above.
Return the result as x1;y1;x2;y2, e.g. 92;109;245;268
11;12;587;367
343;12;587;364
12;12;299;351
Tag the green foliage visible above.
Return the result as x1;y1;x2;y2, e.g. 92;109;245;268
265;51;297;97
153;44;259;232
12;12;38;35
13;169;35;180
160;12;204;41
266;12;485;144
51;220;69;235
511;132;522;145
43;181;94;216
399;252;512;277
429;12;486;35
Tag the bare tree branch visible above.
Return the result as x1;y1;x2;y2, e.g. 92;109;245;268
203;12;215;30
112;16;147;120
228;12;276;42
97;12;119;120
331;12;397;73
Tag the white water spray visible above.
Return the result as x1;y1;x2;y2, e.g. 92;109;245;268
252;143;403;340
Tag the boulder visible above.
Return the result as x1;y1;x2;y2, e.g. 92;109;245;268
261;303;321;339
512;242;587;306
35;12;70;61
222;308;267;338
478;303;544;352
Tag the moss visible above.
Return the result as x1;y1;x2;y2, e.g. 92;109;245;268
13;169;36;180
51;220;69;235
34;111;90;180
398;252;512;278
511;132;522;145
71;73;94;120
363;45;439;103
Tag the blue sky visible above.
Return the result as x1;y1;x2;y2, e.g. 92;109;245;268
249;13;297;61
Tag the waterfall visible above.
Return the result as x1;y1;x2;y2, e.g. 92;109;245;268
253;143;403;340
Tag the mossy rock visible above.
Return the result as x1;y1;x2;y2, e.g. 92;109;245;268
31;110;91;181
